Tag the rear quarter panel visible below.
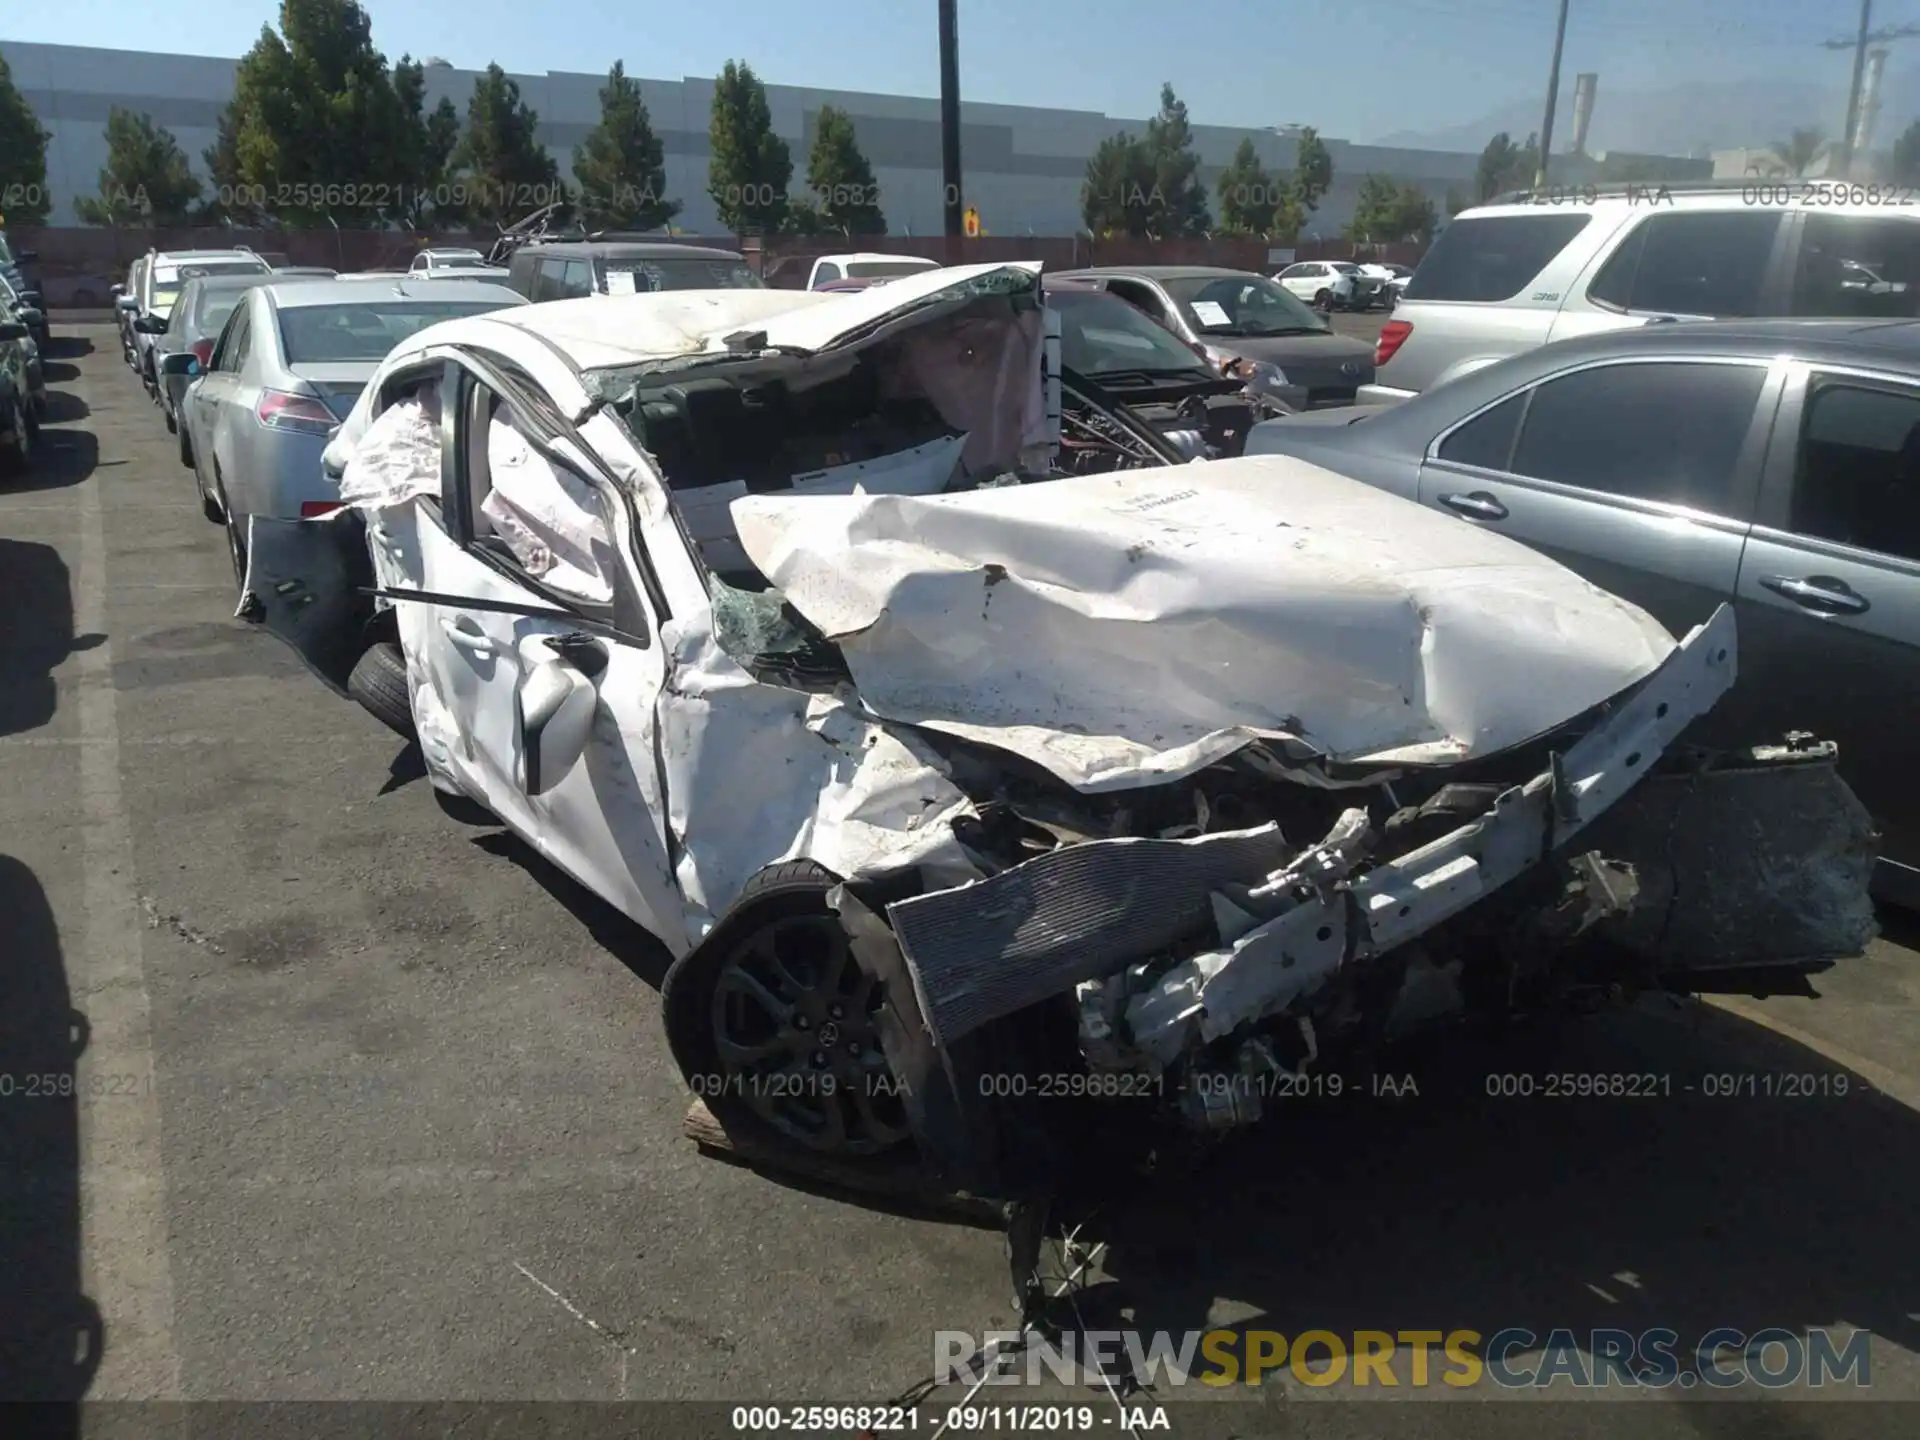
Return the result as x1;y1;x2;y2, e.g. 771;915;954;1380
1242;421;1422;499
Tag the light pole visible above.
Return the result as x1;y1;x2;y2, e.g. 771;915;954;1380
1534;0;1572;189
1824;2;1920;177
939;0;964;262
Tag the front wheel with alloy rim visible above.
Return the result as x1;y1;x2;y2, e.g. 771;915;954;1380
662;860;913;1159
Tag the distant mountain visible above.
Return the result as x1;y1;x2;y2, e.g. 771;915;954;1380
1370;67;1901;157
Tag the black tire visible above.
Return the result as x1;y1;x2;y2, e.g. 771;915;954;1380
179;423;196;472
163;406;176;434
1314;287;1333;309
661;859;913;1160
347;641;414;736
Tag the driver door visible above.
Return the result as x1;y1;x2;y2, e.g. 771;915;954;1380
408;356;684;945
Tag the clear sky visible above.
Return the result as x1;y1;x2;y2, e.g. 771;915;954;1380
0;0;1863;140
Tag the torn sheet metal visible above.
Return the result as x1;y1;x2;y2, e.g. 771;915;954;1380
655;618;980;938
733;456;1678;792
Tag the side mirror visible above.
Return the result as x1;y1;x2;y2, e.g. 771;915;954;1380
18;308;43;328
159;352;198;376
0;321;26;341
110;284;124;298
518;655;599;795
117;295;139;311
133;314;169;334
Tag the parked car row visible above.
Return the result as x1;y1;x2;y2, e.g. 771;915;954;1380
1244;179;1920;908
109;244;527;566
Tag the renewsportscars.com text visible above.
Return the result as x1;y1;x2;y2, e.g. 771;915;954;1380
935;1326;1873;1389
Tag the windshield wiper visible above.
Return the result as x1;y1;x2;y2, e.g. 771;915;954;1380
1245;325;1329;337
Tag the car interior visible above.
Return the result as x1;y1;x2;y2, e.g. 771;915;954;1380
611;294;1047;587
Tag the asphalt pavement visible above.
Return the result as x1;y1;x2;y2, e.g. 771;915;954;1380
2;325;1918;1433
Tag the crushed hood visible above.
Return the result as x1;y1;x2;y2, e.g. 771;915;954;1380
732;455;1678;791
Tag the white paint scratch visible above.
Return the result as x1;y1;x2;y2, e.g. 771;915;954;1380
513;1260;636;1355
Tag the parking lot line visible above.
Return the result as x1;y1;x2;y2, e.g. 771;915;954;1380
69;366;183;1400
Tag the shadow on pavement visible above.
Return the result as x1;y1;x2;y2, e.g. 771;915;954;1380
4;424;98;496
1070;999;1920;1397
37;336;93;363
0;539;106;735
0;855;105;1403
39;392;89;424
469;829;674;990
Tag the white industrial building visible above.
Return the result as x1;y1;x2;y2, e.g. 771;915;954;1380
3;39;1498;236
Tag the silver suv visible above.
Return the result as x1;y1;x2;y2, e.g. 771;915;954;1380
1365;181;1920;402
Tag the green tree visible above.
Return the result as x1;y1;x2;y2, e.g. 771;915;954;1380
225;0;435;228
1215;137;1277;236
1143;83;1210;237
1214;137;1303;239
1345;174;1438;244
195;103;249;224
450;64;562;228
573;60;680;231
1445;185;1473;217
805;105;884;236
1292;126;1334;214
392;56;464;227
1080;132;1158;237
1890;120;1920;187
1474;131;1538;201
73;107;203;225
0;55;52;226
707;60;792;235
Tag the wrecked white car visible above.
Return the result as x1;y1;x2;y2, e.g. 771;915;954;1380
244;263;1879;1201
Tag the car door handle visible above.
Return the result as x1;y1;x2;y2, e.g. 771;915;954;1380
438;615;496;657
1760;574;1870;615
1438;491;1509;521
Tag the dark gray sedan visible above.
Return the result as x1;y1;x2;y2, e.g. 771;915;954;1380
1049;266;1378;409
1244;317;1920;904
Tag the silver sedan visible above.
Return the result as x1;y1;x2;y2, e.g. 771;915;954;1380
179;278;527;594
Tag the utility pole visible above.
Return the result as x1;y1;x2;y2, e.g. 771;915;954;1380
1534;0;1572;188
938;0;965;263
1824;3;1920;178
1839;0;1873;177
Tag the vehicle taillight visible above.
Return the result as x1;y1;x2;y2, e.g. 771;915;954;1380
256;390;336;434
1375;320;1413;369
300;501;344;519
191;338;215;367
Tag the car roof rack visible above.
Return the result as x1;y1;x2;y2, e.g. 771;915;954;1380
1483;176;1821;206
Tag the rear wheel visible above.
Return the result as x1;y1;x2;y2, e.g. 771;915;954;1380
1313;287;1333;310
662;860;912;1160
347;641;414;736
